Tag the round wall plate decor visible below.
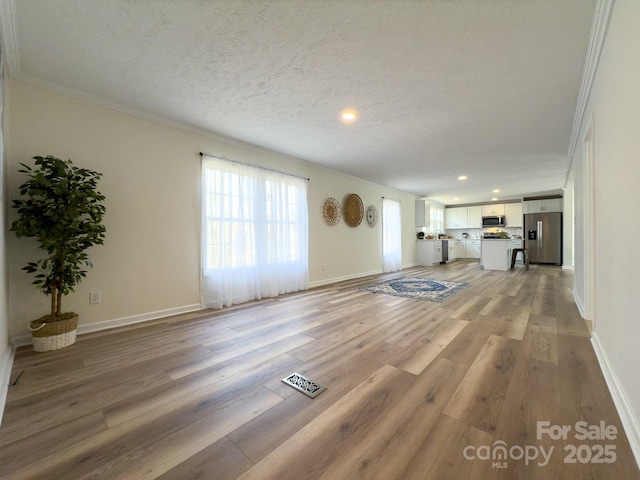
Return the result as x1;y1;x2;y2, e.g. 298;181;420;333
366;205;378;227
343;193;364;227
322;197;341;226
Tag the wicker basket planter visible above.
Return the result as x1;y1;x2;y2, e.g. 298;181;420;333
28;314;79;352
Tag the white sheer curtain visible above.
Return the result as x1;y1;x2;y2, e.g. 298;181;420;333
382;197;402;272
201;155;309;309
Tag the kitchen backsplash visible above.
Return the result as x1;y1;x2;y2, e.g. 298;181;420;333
445;227;523;239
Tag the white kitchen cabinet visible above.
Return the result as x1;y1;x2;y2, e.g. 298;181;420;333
445;207;467;229
448;240;458;261
523;198;562;214
416;240;443;266
544;198;562;212
467;206;482;228
416;240;432;265
465;239;481;259
482;204;505;216
505;203;523;227
444;208;455;229
455;241;465;259
415;200;430;227
434;240;443;264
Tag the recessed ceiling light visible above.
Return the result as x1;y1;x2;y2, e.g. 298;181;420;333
492;189;500;193
340;110;358;123
454;197;460;201
458;175;467;181
491;197;499;201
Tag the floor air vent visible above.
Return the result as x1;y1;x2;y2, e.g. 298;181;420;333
281;372;326;398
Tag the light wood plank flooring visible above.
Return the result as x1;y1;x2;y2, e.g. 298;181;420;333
2;261;639;479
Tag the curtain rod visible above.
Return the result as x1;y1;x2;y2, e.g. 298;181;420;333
199;152;309;181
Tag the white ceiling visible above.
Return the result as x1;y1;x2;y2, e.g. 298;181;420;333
0;0;595;205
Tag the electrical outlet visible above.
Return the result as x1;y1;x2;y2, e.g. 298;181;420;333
89;291;101;304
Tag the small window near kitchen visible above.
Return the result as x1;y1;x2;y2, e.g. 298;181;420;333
430;206;444;234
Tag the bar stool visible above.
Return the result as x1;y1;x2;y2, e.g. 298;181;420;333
511;248;529;270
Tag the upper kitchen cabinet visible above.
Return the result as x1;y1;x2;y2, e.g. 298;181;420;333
505;202;523;227
415;200;430;227
445;205;483;229
445;207;467;229
482;204;505;216
467;205;482;228
523;198;563;214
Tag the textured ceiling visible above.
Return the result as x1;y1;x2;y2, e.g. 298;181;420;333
1;0;595;204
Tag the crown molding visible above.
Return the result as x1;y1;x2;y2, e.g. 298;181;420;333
566;0;615;165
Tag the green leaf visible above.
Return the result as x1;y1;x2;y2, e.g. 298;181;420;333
11;155;107;315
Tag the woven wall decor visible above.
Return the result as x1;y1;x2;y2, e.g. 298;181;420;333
366;205;378;227
343;193;364;227
322;197;341;226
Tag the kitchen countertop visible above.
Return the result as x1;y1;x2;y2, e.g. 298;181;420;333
417;237;522;241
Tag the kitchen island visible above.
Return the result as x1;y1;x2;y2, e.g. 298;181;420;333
480;239;512;271
416;239;443;266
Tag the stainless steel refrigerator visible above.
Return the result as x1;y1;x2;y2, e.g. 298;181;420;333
524;212;562;265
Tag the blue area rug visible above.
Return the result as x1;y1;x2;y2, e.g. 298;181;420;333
360;276;470;303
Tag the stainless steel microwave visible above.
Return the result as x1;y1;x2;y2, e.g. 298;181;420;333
482;215;506;227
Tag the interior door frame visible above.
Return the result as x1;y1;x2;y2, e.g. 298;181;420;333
583;116;597;328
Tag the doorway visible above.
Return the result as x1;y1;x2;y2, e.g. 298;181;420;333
583;117;597;330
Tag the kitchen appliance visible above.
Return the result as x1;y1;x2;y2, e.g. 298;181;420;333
441;239;448;264
524;212;562;265
482;215;506;227
482;233;508;239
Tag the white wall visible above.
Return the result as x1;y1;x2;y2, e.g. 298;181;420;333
307;166;418;286
573;0;640;460
0;62;13;425
5;79;418;341
0;182;10;424
0;192;13;421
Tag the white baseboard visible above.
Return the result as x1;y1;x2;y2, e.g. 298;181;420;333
308;263;433;289
562;265;574;270
591;332;640;470
309;269;383;288
0;344;16;428
11;304;203;347
572;287;587;319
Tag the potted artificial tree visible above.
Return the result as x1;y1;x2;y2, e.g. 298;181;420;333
11;155;106;352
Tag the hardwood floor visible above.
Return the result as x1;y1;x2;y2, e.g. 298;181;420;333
1;261;639;479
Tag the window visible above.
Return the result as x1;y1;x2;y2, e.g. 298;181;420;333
382;197;402;272
201;155;309;308
203;169;256;270
430;205;444;234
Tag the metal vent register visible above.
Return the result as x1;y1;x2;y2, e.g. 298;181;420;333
282;373;326;398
